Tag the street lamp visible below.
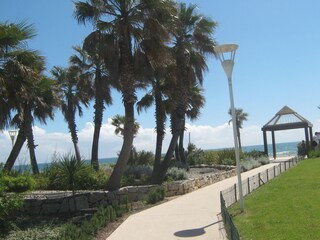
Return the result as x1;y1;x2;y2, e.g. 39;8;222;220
8;130;17;147
215;43;244;212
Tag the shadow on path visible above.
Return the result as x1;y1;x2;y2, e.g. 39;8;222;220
174;220;222;238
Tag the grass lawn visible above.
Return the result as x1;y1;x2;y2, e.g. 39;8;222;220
229;158;320;240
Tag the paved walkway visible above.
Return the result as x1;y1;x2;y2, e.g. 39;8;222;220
108;160;289;240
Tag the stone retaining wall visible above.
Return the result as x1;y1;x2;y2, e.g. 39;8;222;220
21;168;236;216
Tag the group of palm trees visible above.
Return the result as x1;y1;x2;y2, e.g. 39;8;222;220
1;0;231;191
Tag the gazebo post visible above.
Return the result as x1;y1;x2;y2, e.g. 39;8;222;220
305;127;310;153
271;131;276;159
263;130;268;156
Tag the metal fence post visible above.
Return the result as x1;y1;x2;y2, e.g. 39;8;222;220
234;183;237;202
247;177;250;194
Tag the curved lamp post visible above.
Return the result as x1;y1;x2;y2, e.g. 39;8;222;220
8;130;17;147
215;44;244;212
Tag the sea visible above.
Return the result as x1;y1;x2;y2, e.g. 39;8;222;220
12;141;300;172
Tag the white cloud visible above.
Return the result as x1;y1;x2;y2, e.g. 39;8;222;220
0;119;310;165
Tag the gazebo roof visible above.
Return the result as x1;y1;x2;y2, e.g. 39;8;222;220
262;106;313;131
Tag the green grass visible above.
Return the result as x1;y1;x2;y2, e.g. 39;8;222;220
229;158;320;240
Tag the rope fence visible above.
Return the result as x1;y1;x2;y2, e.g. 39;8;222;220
220;156;303;239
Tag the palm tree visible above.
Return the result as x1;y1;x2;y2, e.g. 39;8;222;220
4;50;58;174
228;108;248;150
151;3;217;184
176;85;206;167
71;31;116;171
1;22;58;174
51;64;90;163
74;0;175;190
136;55;175;171
0;21;37;130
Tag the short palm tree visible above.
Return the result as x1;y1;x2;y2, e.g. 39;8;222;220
228;108;248;150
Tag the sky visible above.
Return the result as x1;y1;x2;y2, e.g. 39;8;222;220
1;0;320;164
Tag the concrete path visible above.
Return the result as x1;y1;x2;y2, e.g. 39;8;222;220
107;162;284;240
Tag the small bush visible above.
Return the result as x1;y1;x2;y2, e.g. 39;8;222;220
59;204;127;240
187;148;205;165
128;148;154;166
3;174;35;192
44;154;109;191
121;165;152;186
146;187;165;204
165;167;187;181
221;158;235;166
308;149;320;158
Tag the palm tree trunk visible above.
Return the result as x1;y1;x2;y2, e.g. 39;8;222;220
25;115;39;174
179;118;187;166
153;85;166;172
151;129;180;184
237;126;242;150
151;112;182;184
106;26;135;191
68;116;81;162
3;128;26;172
175;144;180;162
91;69;104;171
106;101;135;191
91;95;104;171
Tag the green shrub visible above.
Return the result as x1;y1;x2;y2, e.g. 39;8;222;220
203;151;220;165
59;204;126;240
243;150;267;159
121;165;152;186
0;186;23;228
221;158;235;166
187;148;205;165
241;156;269;172
308;149;320;158
44;154;109;191
146;187;165;204
128;148;154;166
3;174;35;192
165;167;187;181
33;173;49;190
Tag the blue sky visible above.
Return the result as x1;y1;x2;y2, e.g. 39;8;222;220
1;0;320;163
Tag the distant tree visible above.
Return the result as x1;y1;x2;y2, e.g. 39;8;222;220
111;115;140;138
228;108;248;150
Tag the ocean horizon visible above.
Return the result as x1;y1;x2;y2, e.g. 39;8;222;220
12;141;299;171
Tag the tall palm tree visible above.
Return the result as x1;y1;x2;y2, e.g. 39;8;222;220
151;3;217;184
228;108;248;150
52;64;90;162
74;0;175;190
175;85;206;167
0;21;36;130
4;50;58;174
71;31;116;171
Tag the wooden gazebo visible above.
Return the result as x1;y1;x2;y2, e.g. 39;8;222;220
261;106;313;159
